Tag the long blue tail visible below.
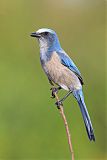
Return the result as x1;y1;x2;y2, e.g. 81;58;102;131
73;89;95;141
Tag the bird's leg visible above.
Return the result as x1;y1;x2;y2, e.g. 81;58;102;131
50;86;62;98
48;78;54;86
55;90;72;107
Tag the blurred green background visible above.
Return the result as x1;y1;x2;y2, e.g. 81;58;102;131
0;0;106;159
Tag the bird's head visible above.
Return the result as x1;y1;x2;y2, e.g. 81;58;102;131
30;28;61;51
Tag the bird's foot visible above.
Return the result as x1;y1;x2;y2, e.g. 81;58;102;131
50;87;58;99
55;100;63;109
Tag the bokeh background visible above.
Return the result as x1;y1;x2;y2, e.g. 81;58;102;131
0;0;106;159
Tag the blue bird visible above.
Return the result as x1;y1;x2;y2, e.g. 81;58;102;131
31;28;95;141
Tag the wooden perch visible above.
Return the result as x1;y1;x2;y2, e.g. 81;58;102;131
51;88;74;160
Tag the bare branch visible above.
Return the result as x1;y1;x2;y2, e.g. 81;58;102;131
52;89;74;160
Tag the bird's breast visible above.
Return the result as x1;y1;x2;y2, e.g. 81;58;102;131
41;51;81;91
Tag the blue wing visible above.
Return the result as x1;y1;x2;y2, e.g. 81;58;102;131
57;51;84;85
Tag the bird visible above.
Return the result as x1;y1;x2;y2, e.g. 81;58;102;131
30;28;95;141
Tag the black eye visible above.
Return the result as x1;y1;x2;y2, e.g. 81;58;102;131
44;32;48;36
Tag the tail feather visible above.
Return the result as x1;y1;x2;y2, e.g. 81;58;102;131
73;89;95;141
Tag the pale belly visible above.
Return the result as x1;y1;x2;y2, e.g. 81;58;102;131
41;52;82;91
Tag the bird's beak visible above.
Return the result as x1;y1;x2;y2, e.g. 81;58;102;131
30;32;41;38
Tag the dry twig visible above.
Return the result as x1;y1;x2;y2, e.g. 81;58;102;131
51;88;74;160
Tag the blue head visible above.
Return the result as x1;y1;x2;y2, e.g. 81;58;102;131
31;28;62;52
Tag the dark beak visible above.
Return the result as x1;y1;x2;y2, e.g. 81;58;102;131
30;32;41;38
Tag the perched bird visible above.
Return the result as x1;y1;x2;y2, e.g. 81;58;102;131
30;28;95;141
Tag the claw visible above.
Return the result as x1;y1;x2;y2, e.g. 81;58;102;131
51;95;55;99
50;87;58;99
55;101;63;109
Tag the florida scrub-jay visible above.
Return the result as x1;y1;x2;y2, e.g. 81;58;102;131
31;28;95;141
